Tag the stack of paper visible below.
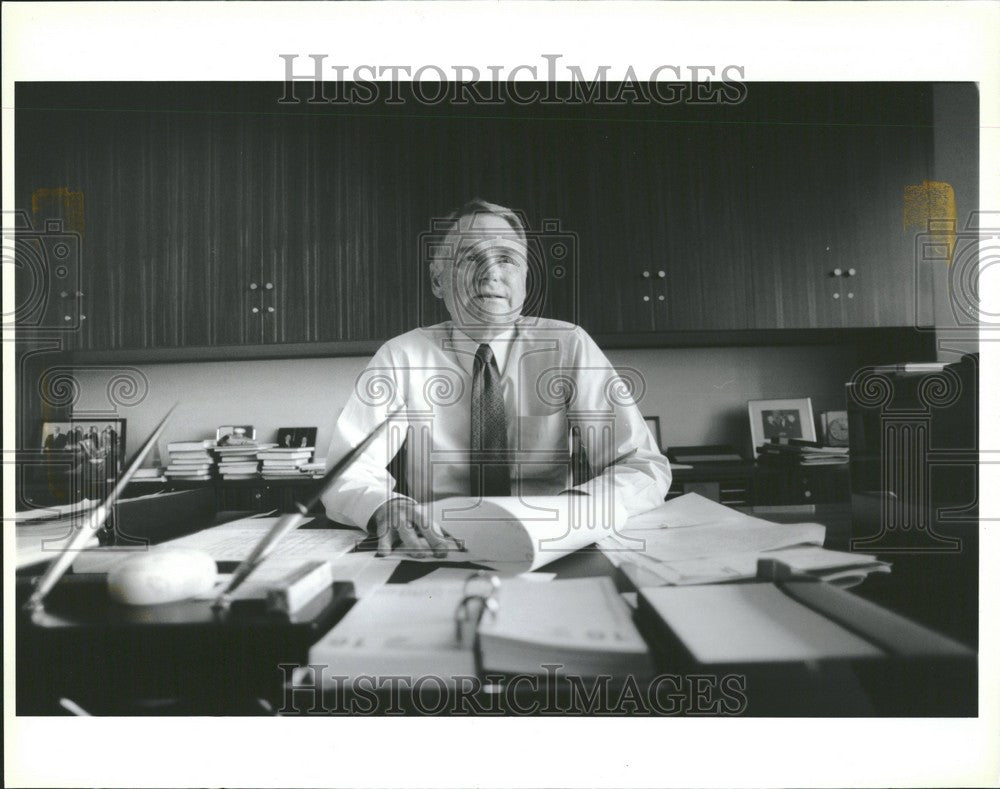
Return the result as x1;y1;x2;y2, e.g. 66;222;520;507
601;494;889;588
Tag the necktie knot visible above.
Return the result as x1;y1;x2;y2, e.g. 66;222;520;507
475;344;494;368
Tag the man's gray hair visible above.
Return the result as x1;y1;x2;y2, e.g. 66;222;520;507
429;198;528;276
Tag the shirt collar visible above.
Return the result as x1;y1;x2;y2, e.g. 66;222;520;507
447;324;518;377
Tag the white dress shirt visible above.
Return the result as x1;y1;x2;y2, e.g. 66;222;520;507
321;317;671;529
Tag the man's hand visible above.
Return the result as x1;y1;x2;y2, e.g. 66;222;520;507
372;498;451;559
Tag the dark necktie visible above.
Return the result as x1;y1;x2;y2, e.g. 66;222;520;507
470;343;511;497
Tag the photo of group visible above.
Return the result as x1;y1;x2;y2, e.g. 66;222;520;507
38;419;127;490
276;427;317;449
40;419;125;461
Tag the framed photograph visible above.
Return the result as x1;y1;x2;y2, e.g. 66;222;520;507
642;416;662;451
748;398;816;453
276;426;318;449
39;418;127;488
821;410;850;447
216;425;256;446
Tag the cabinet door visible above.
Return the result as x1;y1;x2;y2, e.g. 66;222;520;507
575;128;658;334
650;124;754;331
749;93;933;329
834;124;931;327
139;111;264;348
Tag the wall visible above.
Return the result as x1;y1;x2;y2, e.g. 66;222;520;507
67;343;863;465
930;83;981;361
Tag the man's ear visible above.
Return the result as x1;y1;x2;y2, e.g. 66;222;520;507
429;266;444;299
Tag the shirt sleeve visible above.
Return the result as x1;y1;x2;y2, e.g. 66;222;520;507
320;341;413;530
562;326;672;517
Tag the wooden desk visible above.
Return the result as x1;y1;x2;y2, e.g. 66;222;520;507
16;506;976;717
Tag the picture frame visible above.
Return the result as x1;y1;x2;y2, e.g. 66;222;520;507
276;426;318;449
216;425;256;445
39;418;128;488
747;398;816;454
643;416;662;450
820;410;850;447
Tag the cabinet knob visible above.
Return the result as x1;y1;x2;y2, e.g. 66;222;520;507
847;292;854;299
657;270;666;278
832;268;843;277
642;270;650;278
846;268;856;277
264;282;273;290
60;291;68;298
76;291;84;297
251;306;260;314
267;306;275;313
80;314;86;321
249;282;258;290
64;315;72;321
832;292;840;300
657;294;665;302
642;295;650;302
803;490;812;499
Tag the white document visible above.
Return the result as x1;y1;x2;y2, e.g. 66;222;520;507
15;498;98;522
641;584;883;663
423;494;627;575
620;493;755;530
71;516;363;573
614;545;884;587
599;493;825;569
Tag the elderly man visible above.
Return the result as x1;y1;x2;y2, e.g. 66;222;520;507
322;199;670;556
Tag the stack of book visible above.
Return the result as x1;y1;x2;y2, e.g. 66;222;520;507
215;442;275;480
165;440;216;481
132;466;166;483
258;445;315;479
300;459;327;478
756;440;849;466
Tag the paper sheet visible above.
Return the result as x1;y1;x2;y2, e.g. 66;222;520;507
620;493;755;530
15;498;98;522
600;516;825;566
71;516;363;574
422;494;627;575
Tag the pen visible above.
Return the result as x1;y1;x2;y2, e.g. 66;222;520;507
213;406;404;609
26;403;179;612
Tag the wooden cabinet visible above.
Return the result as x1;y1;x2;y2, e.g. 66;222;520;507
745;88;934;329
668;461;851;507
15;83;938;357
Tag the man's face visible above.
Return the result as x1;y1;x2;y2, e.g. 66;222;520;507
431;213;528;328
